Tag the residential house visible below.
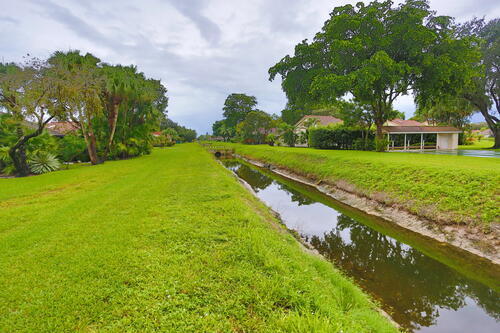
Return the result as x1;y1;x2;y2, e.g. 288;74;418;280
383;118;461;150
294;115;343;135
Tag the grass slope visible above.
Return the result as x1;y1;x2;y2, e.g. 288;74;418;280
222;144;500;228
0;144;395;332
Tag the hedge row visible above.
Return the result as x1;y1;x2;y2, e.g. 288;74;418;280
308;126;374;150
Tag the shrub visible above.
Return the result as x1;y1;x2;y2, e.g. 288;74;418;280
152;134;175;147
59;135;88;162
111;138;152;159
0;146;15;175
28;151;61;174
280;124;297;147
266;134;276;146
352;138;375;151
375;137;390;152
308;125;371;150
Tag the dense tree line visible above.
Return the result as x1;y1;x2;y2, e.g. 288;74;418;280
160;118;197;143
0;50;170;176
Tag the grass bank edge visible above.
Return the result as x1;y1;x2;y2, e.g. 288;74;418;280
218;143;500;230
237;159;500;292
0;145;397;332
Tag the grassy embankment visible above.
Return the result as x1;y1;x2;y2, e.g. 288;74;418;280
221;144;500;230
0;144;395;332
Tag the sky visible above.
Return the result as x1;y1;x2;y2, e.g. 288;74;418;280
1;0;499;134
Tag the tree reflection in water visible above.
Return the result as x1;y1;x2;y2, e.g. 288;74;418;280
223;160;500;332
309;214;499;331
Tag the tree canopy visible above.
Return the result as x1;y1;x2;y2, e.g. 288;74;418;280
222;93;258;128
0;50;172;175
269;0;481;149
458;18;500;148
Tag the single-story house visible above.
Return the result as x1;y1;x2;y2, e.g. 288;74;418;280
383;119;461;150
294;115;343;136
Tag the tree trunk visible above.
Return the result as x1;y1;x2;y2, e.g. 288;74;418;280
375;119;384;139
477;107;499;149
77;119;100;165
493;127;500;149
9;145;30;177
82;131;99;165
8;125;30;176
8;116;55;176
103;103;119;160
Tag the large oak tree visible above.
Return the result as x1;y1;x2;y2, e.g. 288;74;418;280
269;0;480;149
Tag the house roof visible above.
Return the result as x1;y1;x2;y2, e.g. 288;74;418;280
296;115;343;127
387;118;427;126
382;126;461;134
45;122;79;135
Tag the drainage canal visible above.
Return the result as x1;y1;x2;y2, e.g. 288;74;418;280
221;159;500;333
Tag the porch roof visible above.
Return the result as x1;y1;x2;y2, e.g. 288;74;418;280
382;126;461;134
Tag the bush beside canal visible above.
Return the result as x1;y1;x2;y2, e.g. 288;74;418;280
0;144;396;332
223;144;500;230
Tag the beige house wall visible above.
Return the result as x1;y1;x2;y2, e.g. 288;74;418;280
437;133;459;150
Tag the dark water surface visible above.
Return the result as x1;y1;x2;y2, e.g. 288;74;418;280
222;159;500;333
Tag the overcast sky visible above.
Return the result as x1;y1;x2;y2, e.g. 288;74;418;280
1;0;499;134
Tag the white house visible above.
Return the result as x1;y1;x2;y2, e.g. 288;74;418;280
383;119;461;150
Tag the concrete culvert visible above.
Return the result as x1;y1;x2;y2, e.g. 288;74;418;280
214;151;222;158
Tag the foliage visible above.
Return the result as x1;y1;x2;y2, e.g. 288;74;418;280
353;138;375;151
236;110;273;144
269;0;480;142
212;93;259;141
265;133;276;146
0;57;65;175
59;135;88;162
212;119;235;141
160;118;196;143
308;125;373;150
374;137;390;152
152;129;176;147
223;143;500;227
222;93;258;128
279;123;297;147
458;18;500;148
0;145;395;332
0;146;14;174
48;51;104;165
415;97;475;129
280;105;307;125
27;150;61;174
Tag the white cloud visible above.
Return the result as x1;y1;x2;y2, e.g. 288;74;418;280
0;0;498;133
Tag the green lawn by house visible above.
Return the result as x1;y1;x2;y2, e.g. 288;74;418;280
221;143;500;229
459;138;498;150
0;144;395;332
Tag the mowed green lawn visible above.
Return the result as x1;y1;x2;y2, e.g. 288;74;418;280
0;144;395;332
459;138;498;150
222;144;500;228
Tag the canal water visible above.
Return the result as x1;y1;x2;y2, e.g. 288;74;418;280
221;159;500;333
406;149;500;158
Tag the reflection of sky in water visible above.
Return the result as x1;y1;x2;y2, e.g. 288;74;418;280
418;297;499;333
225;161;500;333
258;182;343;238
